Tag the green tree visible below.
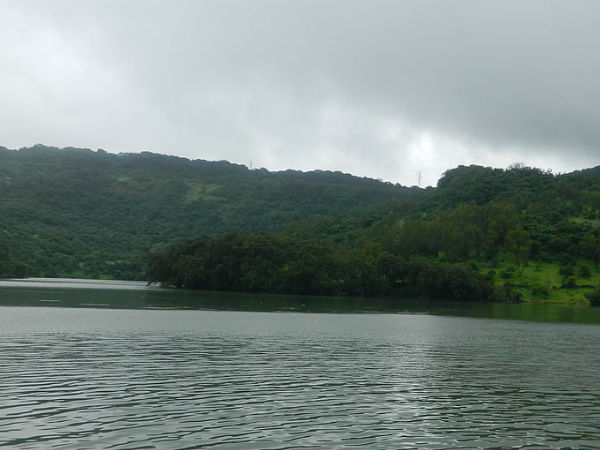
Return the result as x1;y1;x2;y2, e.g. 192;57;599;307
504;228;531;273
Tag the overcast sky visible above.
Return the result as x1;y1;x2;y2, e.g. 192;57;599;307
1;0;598;186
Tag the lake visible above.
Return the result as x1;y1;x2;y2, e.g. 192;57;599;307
1;279;600;449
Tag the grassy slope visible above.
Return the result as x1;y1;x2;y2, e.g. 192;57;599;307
484;260;599;306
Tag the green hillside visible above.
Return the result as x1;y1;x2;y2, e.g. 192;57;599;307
3;145;600;305
0;145;422;279
147;164;600;305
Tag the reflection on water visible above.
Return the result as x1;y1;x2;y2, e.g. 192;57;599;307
1;277;600;323
1;280;600;449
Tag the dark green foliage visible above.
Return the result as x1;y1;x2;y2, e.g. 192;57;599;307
146;233;502;302
559;266;575;278
493;283;522;303
431;164;554;210
562;277;577;289
0;145;421;279
4;145;600;305
500;267;516;280
391;257;498;302
530;284;550;300
578;265;592;279
146;233;340;295
145;162;600;303
586;286;600;307
578;234;600;267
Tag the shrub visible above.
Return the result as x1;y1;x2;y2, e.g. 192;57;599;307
586;287;600;307
559;265;575;278
493;283;522;303
530;284;550;299
500;266;515;279
578;265;592;279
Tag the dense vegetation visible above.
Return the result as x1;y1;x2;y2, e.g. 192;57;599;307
0;145;420;279
3;145;600;304
145;232;502;302
147;164;600;305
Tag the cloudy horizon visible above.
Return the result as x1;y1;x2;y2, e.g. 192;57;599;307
1;0;598;186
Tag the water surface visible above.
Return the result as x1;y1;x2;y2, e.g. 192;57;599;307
1;280;600;449
2;277;600;323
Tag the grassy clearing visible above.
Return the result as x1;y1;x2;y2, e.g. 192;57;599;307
184;181;224;203
483;260;599;305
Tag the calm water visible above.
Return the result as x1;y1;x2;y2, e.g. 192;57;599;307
2;279;600;449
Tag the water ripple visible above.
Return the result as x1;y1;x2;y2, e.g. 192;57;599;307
1;310;600;449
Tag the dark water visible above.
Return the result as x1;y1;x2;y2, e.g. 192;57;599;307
2;280;600;449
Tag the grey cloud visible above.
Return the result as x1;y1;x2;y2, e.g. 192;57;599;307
1;0;598;185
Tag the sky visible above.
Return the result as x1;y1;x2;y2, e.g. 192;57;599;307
0;0;598;186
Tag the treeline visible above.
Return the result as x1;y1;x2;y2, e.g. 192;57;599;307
146;233;508;302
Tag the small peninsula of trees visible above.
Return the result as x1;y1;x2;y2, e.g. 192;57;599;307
145;232;503;302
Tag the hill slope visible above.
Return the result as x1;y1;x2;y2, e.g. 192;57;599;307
0;145;422;279
147;163;600;305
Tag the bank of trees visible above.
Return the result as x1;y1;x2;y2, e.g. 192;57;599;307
145;232;504;302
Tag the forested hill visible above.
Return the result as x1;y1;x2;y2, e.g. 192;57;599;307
426;163;600;212
3;144;600;304
146;162;600;305
0;145;423;279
